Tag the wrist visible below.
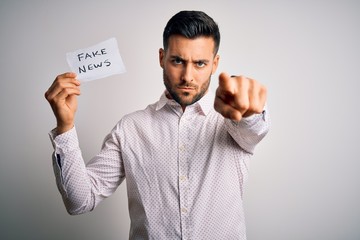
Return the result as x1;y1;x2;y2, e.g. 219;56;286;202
56;123;74;135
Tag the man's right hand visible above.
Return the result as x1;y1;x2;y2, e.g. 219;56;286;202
45;72;81;135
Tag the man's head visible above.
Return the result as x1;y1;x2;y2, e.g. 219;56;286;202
160;11;221;108
163;10;220;55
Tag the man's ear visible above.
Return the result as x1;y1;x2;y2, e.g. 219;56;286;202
159;48;165;69
211;54;220;74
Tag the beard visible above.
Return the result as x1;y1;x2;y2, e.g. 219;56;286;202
163;69;211;107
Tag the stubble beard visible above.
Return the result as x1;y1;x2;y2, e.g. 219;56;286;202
163;69;211;107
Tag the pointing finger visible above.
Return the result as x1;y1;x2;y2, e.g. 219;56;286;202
214;89;242;121
218;72;235;94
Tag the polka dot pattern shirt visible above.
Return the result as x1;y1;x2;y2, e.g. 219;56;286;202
49;91;270;240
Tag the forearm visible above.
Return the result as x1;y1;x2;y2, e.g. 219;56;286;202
49;125;125;215
50;127;96;215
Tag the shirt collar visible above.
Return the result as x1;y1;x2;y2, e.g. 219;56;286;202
155;90;214;116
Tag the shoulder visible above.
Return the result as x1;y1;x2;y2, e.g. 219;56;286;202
113;101;158;129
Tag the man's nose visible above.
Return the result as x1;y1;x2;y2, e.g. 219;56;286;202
181;64;194;82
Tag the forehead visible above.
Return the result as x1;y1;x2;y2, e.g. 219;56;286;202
166;35;215;58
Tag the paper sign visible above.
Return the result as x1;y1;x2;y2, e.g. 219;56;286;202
66;37;126;81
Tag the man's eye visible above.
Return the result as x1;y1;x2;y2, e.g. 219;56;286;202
196;61;206;68
173;58;183;65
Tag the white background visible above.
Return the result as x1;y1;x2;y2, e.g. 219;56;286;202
0;0;359;239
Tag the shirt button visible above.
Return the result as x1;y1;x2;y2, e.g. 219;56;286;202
181;208;188;213
179;175;187;181
179;144;185;151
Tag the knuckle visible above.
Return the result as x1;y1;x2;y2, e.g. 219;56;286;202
252;105;263;114
45;91;54;103
239;101;249;111
63;88;71;95
238;75;248;84
45;95;51;102
54;75;62;83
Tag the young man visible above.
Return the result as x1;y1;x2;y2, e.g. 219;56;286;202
45;10;270;240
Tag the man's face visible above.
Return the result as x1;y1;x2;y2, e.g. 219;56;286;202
159;35;219;108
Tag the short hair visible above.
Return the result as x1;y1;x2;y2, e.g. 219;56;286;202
163;10;220;54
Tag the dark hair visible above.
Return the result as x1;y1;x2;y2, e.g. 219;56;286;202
163;10;220;54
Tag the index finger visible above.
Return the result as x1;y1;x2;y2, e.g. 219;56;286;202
218;72;235;92
46;72;80;97
55;72;79;83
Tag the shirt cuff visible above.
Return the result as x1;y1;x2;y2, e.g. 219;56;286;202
232;104;268;127
48;126;80;155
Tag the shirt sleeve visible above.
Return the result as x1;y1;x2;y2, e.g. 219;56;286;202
224;105;270;154
48;125;125;215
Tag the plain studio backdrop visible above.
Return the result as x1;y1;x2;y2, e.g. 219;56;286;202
0;0;359;239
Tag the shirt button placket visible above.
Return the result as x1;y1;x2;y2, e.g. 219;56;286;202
178;114;190;240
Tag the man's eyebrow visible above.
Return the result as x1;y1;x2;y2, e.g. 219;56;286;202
170;55;185;60
194;59;210;63
169;55;210;63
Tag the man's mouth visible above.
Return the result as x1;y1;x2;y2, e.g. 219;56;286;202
178;87;194;90
177;84;196;90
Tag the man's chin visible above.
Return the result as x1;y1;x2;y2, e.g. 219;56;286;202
178;95;199;106
168;89;203;106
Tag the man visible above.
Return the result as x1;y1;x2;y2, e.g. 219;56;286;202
45;10;270;240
